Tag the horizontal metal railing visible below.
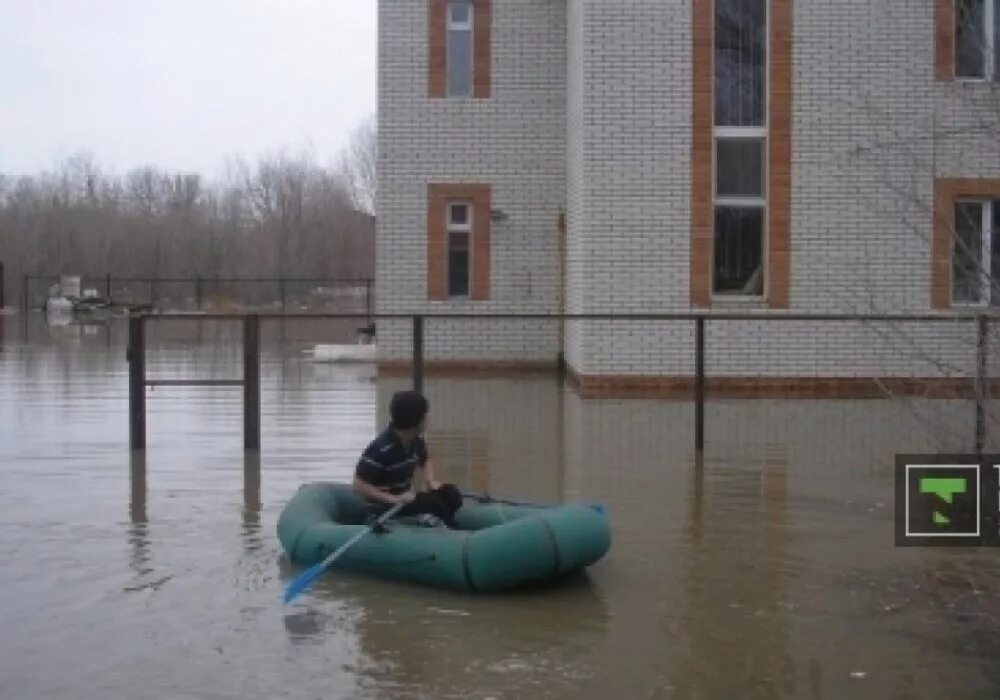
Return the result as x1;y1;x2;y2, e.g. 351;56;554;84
23;274;373;313
126;310;998;454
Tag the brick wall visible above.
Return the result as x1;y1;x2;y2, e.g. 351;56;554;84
564;0;586;371
377;0;566;364
565;0;694;376
380;0;1000;387
564;0;999;384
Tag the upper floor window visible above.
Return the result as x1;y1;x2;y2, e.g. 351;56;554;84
715;0;766;127
429;0;491;99
713;0;767;297
956;0;999;79
447;1;473;97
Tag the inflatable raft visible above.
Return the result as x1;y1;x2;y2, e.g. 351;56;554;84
277;482;611;593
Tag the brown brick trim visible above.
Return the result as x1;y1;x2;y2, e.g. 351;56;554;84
566;367;999;400
470;186;491;300
690;0;713;308
428;0;447;98
690;0;793;309
935;0;955;80
428;0;491;98
473;0;492;98
377;360;557;377
427;184;492;301
427;185;447;300
768;0;793;309
932;178;1000;309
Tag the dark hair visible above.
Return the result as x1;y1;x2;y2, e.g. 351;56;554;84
390;390;429;430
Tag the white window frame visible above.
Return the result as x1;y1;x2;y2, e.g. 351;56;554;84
952;198;996;306
446;201;472;299
713;127;768;210
448;1;473;30
446;1;473;98
957;0;997;80
711;0;769;301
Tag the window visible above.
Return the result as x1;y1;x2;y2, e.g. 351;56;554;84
956;0;1000;78
429;0;491;99
952;200;1000;304
427;183;490;301
713;0;767;296
447;1;473;97
447;202;471;297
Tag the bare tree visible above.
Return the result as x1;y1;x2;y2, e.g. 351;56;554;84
0;149;374;308
338;114;376;215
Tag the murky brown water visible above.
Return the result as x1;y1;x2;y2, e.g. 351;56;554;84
2;314;999;699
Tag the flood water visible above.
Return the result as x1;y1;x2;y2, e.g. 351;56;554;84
2;314;1000;699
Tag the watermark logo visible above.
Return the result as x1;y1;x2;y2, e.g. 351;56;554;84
895;454;1000;547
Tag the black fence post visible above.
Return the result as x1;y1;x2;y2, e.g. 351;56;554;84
22;274;29;312
105;273;112;303
695;316;705;455
244;314;261;450
127;316;146;449
413;315;424;394
975;314;988;456
366;278;373;322
279;279;286;312
195;277;202;310
0;261;5;310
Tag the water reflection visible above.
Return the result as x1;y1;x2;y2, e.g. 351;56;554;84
376;375;566;501
279;564;612;695
666;457;796;697
129;449;147;524
127;450;152;585
242;450;262;554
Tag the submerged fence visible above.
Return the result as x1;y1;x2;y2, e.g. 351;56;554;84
125;311;999;456
23;273;373;314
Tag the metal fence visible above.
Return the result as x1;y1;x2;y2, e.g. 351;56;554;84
125;311;1000;457
22;274;373;314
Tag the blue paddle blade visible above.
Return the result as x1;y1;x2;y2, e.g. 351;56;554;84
281;501;404;605
283;559;327;604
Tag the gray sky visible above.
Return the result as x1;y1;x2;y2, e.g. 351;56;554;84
0;0;376;179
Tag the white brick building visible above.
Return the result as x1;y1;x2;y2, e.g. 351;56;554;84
377;0;1000;397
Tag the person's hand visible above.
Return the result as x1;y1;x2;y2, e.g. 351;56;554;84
428;479;442;491
396;491;416;505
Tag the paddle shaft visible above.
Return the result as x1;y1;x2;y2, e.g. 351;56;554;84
320;501;405;568
283;501;405;604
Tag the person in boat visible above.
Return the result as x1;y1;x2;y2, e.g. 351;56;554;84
353;390;463;528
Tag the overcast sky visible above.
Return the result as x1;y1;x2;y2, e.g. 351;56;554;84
0;0;376;179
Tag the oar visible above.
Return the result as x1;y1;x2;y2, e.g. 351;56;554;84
283;501;405;604
463;491;605;515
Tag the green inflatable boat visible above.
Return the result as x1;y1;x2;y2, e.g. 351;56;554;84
277;482;611;593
